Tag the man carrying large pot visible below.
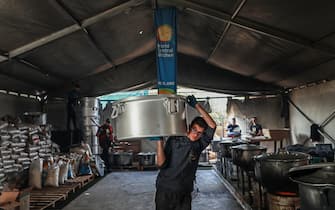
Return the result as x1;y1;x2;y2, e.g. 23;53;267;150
155;95;217;210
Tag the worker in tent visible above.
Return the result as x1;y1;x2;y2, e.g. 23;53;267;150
226;117;241;137
249;116;263;136
66;83;80;131
155;95;217;210
96;119;114;172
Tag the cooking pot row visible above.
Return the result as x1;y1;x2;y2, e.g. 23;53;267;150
254;151;311;193
223;143;334;210
220;142;312;194
111;152;156;166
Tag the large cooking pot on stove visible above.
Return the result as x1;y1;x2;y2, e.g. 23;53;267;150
231;144;267;171
22;112;47;125
289;163;335;210
111;95;187;140
219;139;245;158
254;151;310;193
112;152;133;166
211;139;221;152
137;152;156;166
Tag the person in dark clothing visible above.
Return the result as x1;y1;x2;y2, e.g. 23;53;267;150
155;95;217;210
227;117;241;137
67;84;80;131
96;119;113;172
249;117;263;136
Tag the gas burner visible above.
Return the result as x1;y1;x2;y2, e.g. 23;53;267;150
275;191;297;197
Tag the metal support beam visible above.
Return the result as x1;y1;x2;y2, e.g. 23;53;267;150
287;97;314;124
274;58;335;84
9;25;81;58
81;0;145;27
0;70;44;90
77;62;114;79
207;0;247;62
0;0;142;81
253;31;335;78
16;58;67;80
319;129;335;144
233;18;335;57
320;110;335;128
6;0;146;60
152;0;157;10
120;80;156;92
0;55;7;62
288;97;335;144
0;49;66;81
54;0;116;78
159;0;335;57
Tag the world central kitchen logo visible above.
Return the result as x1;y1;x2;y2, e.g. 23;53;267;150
157;24;172;42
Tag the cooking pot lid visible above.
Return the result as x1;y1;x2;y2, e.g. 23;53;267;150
255;151;310;162
231;144;266;151
289;163;335;187
221;137;233;141
23;112;45;116
220;139;246;144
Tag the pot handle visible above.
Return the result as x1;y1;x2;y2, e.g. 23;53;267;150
184;98;190;131
164;98;179;114
320;187;333;208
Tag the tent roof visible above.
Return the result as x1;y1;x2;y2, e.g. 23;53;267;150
1;0;334;97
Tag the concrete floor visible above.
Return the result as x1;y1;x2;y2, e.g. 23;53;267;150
62;169;243;210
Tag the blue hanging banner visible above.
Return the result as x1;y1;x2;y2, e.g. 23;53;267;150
154;7;177;94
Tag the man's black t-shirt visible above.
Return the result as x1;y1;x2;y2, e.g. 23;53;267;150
250;124;262;135
227;124;239;132
156;127;215;193
67;89;80;110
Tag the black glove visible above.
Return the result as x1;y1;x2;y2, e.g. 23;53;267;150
186;95;198;108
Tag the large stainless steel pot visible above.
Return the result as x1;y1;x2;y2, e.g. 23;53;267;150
112;152;133;166
211;139;221;152
81;97;100;155
219;139;246;158
231;144;267;171
254;151;310;193
289;163;335;210
22;112;47;125
137;152;156;166
199;149;209;162
111;95;187;140
82;97;100;117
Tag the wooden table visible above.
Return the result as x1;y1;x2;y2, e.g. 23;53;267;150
244;136;282;153
244;129;290;153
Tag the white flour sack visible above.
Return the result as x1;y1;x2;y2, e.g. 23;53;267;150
29;158;43;189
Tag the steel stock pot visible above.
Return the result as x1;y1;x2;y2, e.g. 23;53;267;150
289;163;335;210
137;152;156;166
112;152;133;166
231;144;267;171
219;139;246;158
254;151;310;193
111;95;187;140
